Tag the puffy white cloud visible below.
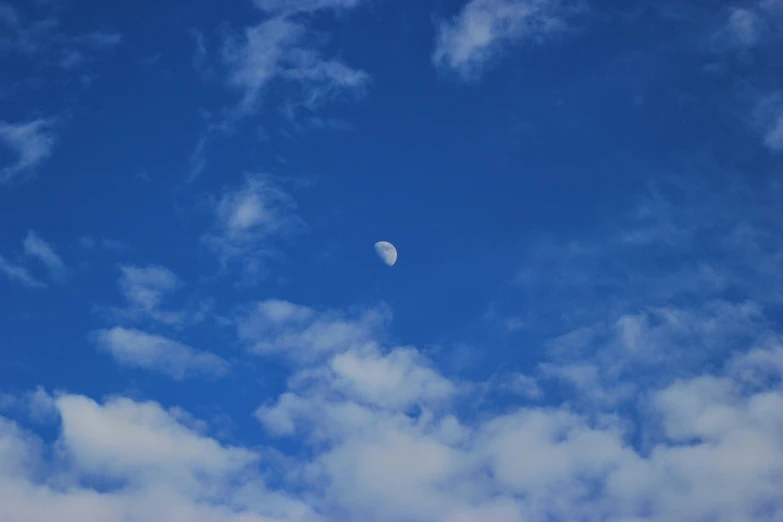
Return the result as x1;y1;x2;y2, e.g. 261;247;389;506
247;294;783;521
56;395;253;484
0;394;316;522
604;348;783;522
4;296;783;520
432;0;583;79
327;346;457;409
93;327;229;380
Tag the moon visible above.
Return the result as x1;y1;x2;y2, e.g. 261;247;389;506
374;241;397;266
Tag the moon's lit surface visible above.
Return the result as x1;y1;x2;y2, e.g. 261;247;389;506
374;241;397;266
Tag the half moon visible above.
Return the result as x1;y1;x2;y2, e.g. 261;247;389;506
374;241;397;266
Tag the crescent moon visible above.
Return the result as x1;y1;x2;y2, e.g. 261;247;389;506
374;241;397;266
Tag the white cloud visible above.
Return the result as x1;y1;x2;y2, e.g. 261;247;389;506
221;14;368;116
23;230;67;280
0;254;44;288
112;264;190;326
189;0;367;180
726;7;766;47
236;299;387;362
189;28;211;79
327;346;457;409
93;327;229;380
56;395;251;483
715;0;783;51
4;295;783;520
0;255;41;287
203;175;305;282
0;119;56;184
290;334;783;521
432;0;583;79
0;3;120;63
762;103;783;152
498;372;542;399
0;393;315;522
24;386;57;423
0;386;57;423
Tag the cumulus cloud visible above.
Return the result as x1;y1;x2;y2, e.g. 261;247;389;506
4;289;783;521
432;0;584;79
203;175;305;283
246;297;783;521
93;327;229;380
0;119;56;184
0;393;316;522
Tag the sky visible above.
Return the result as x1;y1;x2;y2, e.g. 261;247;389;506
1;0;783;520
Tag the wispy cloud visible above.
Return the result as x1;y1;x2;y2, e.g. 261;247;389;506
189;28;212;80
23;230;68;280
0;386;56;423
0;2;120;66
725;7;766;47
202;174;305;283
221;9;369;117
93;327;229;380
109;264;193;326
186;0;367;180
0;230;65;287
0;255;44;288
0;119;56;184
754;92;783;153
236;299;389;362
432;0;585;79
79;235;131;252
711;0;783;51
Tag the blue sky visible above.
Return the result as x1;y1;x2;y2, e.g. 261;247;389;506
1;0;783;520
